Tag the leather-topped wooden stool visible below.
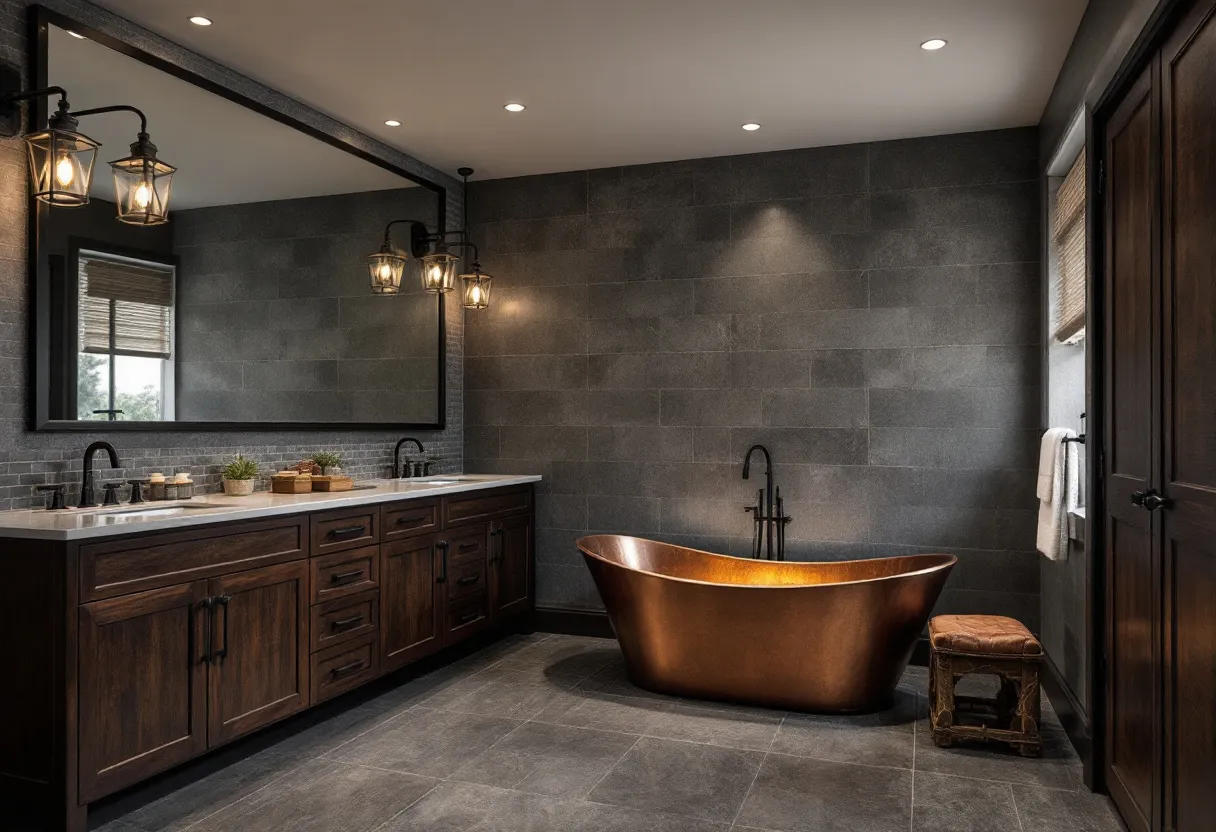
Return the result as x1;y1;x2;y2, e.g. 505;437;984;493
928;614;1043;757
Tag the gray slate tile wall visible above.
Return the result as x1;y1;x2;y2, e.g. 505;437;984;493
0;0;463;508
466;128;1043;627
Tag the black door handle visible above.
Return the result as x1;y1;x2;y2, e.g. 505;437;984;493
214;595;231;662
200;598;214;663
1132;490;1173;511
437;541;449;583
456;574;480;586
331;659;367;678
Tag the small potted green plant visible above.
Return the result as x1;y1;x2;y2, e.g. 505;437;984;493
313;451;342;476
221;455;259;496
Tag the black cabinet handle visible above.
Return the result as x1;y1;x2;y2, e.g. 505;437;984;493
200;598;214;663
437;541;449;583
458;541;479;553
457;610;479;624
490;527;505;563
331;659;367;678
396;514;428;526
332;613;365;631
330;569;365;585
456;574;480;586
214;595;231;662
327;525;367;541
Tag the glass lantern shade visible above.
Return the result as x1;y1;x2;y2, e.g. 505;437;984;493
461;270;493;309
420;251;459;293
367;247;407;294
111;149;176;226
24;126;98;206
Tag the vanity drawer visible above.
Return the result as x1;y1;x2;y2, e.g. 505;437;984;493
446;558;486;601
382;499;440;542
445;591;488;644
311;507;379;555
442;487;531;527
311;634;378;703
80;517;307;602
446;528;487;566
311;591;378;652
311;546;379;604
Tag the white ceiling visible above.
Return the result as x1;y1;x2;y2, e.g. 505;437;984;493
90;0;1088;181
48;26;413;209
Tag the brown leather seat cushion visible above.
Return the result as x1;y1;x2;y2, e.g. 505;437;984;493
929;614;1042;657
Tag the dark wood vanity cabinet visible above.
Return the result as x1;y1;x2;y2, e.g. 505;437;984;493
0;483;534;832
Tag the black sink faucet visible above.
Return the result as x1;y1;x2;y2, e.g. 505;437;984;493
393;437;424;478
80;441;120;508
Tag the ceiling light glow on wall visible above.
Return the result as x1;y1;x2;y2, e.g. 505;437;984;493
504;103;525;112
67;31;86;39
189;16;213;26
742;123;761;131
920;38;947;50
384;119;401;127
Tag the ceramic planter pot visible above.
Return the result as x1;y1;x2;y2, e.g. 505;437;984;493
223;478;256;497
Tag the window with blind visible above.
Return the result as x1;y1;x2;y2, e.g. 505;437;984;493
76;251;175;421
1052;149;1087;343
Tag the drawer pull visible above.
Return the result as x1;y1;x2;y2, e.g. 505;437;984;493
331;613;365;631
457;609;479;624
458;541;479;553
330;569;365;585
331;659;367;678
396;514;428;525
456;574;480;586
327;525;367;541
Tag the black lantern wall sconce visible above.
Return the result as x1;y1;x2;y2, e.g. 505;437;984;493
0;65;176;225
366;166;493;308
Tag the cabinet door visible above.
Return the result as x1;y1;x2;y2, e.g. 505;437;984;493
79;581;209;802
207;561;309;747
491;514;533;621
381;534;442;673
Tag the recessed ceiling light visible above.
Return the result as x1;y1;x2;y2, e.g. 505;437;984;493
504;103;525;112
189;16;213;26
67;30;86;39
920;38;947;50
384;119;401;127
742;123;761;131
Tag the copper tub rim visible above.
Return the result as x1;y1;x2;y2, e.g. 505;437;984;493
577;534;957;590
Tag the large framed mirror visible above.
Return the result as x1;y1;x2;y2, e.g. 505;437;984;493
28;7;448;431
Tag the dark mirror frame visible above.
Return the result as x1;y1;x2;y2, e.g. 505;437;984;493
26;5;448;432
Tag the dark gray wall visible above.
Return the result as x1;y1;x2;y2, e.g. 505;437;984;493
175;187;442;424
465;128;1043;626
0;0;464;507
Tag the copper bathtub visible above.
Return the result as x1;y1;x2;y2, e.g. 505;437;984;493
578;535;956;713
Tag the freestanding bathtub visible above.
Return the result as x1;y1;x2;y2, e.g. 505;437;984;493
578;535;956;713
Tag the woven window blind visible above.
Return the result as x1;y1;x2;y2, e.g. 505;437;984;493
1053;149;1087;343
79;256;174;358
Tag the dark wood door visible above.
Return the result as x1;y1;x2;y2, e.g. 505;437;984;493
78;581;209;802
491;514;532;621
1103;60;1161;832
380;533;442;672
206;561;309;746
1160;3;1216;829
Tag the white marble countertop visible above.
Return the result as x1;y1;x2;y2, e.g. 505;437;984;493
0;474;542;541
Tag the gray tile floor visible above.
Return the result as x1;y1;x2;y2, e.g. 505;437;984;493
95;634;1126;832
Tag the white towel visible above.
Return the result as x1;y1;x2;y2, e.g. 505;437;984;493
1036;428;1069;501
1036;429;1079;561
